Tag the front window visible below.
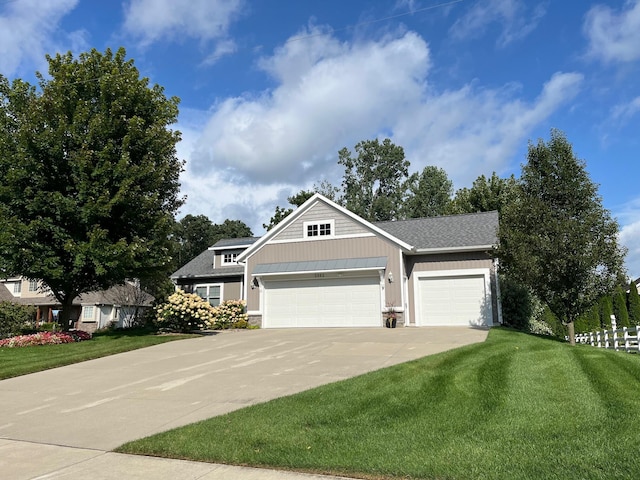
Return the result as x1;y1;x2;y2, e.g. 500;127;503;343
195;284;222;306
28;279;38;292
13;282;21;294
83;306;94;320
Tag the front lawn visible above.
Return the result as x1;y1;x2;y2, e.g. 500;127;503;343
117;328;640;479
0;328;198;380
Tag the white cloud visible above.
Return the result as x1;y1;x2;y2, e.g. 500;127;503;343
611;96;640;123
0;0;80;76
449;0;547;47
177;29;582;234
618;197;640;280
122;0;244;47
584;0;640;64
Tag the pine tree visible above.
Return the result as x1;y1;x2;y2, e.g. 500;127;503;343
600;296;614;329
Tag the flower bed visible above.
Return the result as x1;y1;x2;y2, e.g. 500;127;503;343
0;330;92;348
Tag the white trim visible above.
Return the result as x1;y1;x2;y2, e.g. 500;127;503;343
265;232;376;245
252;266;385;278
209;243;254;251
399;249;408;326
413;245;494;254
494;258;503;324
413;268;493;327
237;194;413;263
222;252;239;265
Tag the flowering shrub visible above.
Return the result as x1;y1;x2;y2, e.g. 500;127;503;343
155;289;216;332
211;300;249;330
0;330;92;348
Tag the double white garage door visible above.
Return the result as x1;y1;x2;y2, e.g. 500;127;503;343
263;276;381;328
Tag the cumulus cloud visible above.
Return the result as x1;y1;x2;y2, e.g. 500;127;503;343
0;0;80;76
122;0;244;47
584;0;640;64
618;197;640;279
177;28;583;234
449;0;547;47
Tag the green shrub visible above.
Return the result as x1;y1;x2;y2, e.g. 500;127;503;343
0;302;36;339
211;300;249;330
539;306;566;338
38;322;58;332
499;275;532;331
599;296;614;328
612;285;630;327
628;281;640;326
155;289;216;332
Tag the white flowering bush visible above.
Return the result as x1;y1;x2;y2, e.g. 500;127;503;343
211;300;249;330
155;289;216;332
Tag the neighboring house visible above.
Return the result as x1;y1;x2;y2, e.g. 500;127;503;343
173;194;501;329
0;278;153;332
171;237;259;306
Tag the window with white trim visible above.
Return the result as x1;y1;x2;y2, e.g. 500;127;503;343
195;284;222;306
83;306;94;321
304;220;334;238
222;252;238;264
28;279;38;292
13;282;21;294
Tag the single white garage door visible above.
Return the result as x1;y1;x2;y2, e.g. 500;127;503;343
263;276;381;328
417;274;491;326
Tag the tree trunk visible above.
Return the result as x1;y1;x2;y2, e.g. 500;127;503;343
58;297;75;331
568;320;575;346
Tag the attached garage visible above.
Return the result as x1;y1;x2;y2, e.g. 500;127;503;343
416;270;493;327
262;275;382;328
253;257;387;328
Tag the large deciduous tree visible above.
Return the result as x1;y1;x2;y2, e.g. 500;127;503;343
0;48;184;328
496;130;626;345
402;166;453;218
448;172;517;214
339;138;409;222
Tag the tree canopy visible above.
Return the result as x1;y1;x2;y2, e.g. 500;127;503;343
0;47;183;327
402;166;453;218
496;130;626;344
448;172;517;215
339;138;409;222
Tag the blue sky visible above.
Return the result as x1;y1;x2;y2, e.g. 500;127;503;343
1;0;639;279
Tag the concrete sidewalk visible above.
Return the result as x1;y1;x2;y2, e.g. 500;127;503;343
0;327;488;479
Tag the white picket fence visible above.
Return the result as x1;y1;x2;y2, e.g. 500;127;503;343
574;325;640;353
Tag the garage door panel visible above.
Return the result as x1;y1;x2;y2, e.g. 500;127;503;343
264;276;381;328
418;274;490;326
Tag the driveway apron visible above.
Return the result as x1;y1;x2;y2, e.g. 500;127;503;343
0;327;488;478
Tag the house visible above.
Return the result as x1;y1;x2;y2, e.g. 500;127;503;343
170;237;259;305
172;194;501;328
0;278;153;332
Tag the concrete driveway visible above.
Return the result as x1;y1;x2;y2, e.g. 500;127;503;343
0;327;488;479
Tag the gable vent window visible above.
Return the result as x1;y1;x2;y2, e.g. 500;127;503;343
305;221;333;238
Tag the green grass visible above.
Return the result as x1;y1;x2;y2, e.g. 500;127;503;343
117;328;640;480
0;328;198;380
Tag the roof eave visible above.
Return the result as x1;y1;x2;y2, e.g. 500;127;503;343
412;244;495;254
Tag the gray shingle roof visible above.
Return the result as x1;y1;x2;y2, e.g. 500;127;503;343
253;257;387;275
171;249;244;280
375;211;499;251
0;284;14;302
211;237;260;249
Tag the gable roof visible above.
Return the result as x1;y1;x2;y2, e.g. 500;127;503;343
171;249;244;280
375;211;499;253
0;284;14;302
237;193;413;262
210;237;260;250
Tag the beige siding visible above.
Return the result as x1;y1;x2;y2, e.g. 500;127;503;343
405;252;495;326
246;236;402;313
214;249;244;268
272;201;370;241
223;280;242;301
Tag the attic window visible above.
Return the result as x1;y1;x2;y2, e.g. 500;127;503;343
223;253;238;264
304;220;334;238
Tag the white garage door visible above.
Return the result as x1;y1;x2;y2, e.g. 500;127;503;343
418;274;491;326
263;276;381;328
